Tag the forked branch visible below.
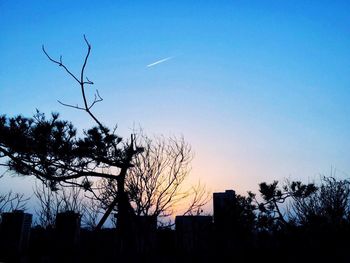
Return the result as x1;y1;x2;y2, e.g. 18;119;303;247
42;35;104;129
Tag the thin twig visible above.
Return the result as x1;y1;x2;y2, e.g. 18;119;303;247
42;46;81;84
88;90;103;109
57;100;85;110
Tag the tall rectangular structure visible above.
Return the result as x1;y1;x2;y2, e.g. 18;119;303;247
54;211;81;261
0;210;32;261
213;190;236;230
55;211;81;247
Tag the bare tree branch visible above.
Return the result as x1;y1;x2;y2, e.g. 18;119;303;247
57;100;86;111
42;45;81;84
42;36;105;129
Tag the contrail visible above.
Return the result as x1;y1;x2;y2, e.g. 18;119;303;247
146;56;173;68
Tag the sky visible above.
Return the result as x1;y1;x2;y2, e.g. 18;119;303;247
1;0;350;203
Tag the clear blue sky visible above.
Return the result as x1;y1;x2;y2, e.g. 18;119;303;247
1;0;350;198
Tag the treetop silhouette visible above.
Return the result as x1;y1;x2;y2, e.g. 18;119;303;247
0;36;142;230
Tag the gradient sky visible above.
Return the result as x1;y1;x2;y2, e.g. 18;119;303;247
1;1;350;200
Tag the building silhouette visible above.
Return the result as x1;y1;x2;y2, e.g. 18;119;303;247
0;210;32;262
55;211;81;262
213;190;236;230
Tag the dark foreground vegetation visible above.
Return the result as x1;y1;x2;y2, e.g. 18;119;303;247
1;176;350;263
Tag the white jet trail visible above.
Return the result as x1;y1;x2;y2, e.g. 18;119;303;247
146;56;173;67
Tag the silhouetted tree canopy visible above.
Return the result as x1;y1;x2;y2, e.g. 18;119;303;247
0;111;131;189
246;176;350;232
290;177;350;228
96;133;210;225
0;36;142;231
